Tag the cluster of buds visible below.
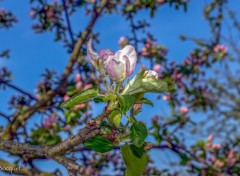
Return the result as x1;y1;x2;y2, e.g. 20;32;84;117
206;134;221;150
42;114;58;129
29;1;64;32
213;44;228;55
141;39;168;60
0;8;17;29
118;36;128;48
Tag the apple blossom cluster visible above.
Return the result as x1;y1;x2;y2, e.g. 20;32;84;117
213;44;228;55
141;39;168;60
0;8;17;29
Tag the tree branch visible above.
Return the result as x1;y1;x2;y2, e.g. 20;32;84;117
0;122;101;175
0;0;110;140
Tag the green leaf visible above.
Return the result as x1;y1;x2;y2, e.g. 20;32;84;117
121;144;148;176
142;77;169;93
126;115;137;124
84;135;114;153
61;87;98;108
179;153;189;165
119;94;135;114
108;110;122;128
137;97;154;107
130;122;148;147
130;144;145;158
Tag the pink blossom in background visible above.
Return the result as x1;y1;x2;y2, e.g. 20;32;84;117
64;125;71;131
29;10;36;18
73;103;86;110
43;118;52;129
212;143;221;150
141;47;148;56
63;95;70;101
180;106;189;114
215;160;224;167
84;84;93;90
207;134;214;142
74;73;81;83
118;37;128;47
157;0;165;3
153;64;162;72
76;81;83;91
162;94;170;101
152;116;159;123
213;44;228;55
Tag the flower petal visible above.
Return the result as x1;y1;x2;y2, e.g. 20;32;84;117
87;39;99;67
106;58;126;82
119;45;137;76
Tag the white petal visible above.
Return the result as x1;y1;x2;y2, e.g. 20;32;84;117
118;45;137;76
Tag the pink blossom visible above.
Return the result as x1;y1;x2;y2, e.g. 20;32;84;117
212;143;221;150
213;44;228;55
215;160;224;167
73;103;86;110
207;134;214;142
180;106;189;114
162;94;170;101
43;118;52;129
152;116;159;123
118;37;128;47
84;84;93;90
157;0;165;4
74;73;81;83
98;48;114;59
153;64;162;72
76;81;83;91
141;47;148;56
227;149;235;159
63;95;70;101
29;10;36;18
86;166;95;176
64;125;71;131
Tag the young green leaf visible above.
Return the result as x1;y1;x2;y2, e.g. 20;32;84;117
121;144;148;176
84;135;114;153
130;122;148;147
61;87;98;109
119;94;135;114
137;97;154;107
108;110;122;128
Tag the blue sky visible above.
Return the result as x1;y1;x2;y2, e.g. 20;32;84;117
0;0;240;175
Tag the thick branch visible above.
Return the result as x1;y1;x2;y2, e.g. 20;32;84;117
0;123;100;175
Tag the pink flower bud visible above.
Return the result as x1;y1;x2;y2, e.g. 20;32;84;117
63;95;70;101
84;84;93;90
207;134;214;142
76;81;83;91
213;44;228;55
118;37;127;47
64;125;71;131
153;64;162;72
212;143;221;150
180;106;189;114
73;103;86;110
74;73;81;83
162;94;170;101
29;10;36;18
215;160;224;167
